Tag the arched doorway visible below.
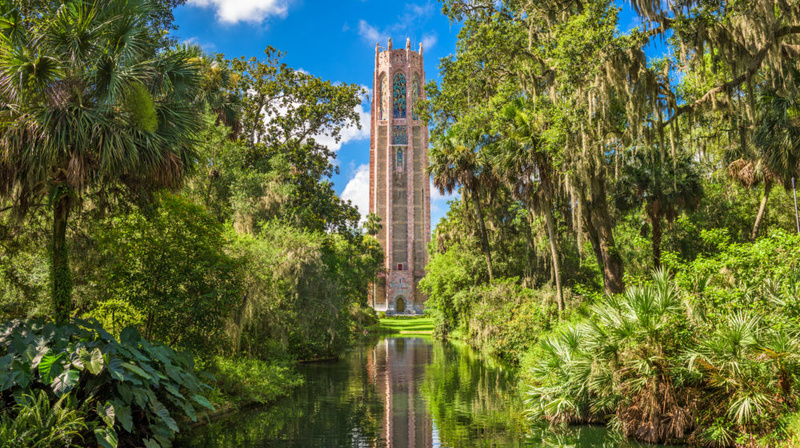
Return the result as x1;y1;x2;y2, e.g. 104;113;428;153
396;296;405;313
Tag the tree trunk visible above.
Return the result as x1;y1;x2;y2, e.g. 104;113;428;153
543;202;564;317
523;210;537;287
651;212;662;268
579;176;625;294
51;190;73;324
471;191;494;282
751;182;772;241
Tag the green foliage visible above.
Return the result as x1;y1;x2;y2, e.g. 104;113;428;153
0;390;89;447
205;356;303;406
0;319;214;448
526;269;800;445
90;195;243;353
226;224;379;360
124;83;159;133
667;230;800;324
468;282;555;363
0;0;203;320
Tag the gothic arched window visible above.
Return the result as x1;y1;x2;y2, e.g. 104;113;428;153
377;74;385;119
393;72;406;118
412;74;420;120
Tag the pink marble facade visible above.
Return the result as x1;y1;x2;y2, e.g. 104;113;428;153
370;38;431;315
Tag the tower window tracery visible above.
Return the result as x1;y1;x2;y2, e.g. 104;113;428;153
377;74;385;120
392;125;407;145
393;72;406;118
412;74;420;120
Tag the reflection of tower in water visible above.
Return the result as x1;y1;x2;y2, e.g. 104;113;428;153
367;338;435;447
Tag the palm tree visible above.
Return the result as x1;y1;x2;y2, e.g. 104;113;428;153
0;1;202;322
495;101;564;315
528;270;694;444
428;130;495;282
365;212;382;237
615;150;703;267
730;84;800;240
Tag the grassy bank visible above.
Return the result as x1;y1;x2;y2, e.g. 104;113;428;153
376;316;435;335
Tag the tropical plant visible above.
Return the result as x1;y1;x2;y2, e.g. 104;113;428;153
527;270;694;444
495;100;564;314
686;312;800;445
0;390;89;447
428;130;497;282
740;81;800;240
0;0;203;322
615;150;703;267
0;319;214;448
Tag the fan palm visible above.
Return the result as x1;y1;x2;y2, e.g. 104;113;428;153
428;130;495;282
0;1;202;322
494;101;564;314
616;150;702;267
730;83;800;240
528;270;694;443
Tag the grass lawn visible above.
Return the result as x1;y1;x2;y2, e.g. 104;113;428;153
378;316;435;335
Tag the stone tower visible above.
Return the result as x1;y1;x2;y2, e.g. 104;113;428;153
370;38;431;315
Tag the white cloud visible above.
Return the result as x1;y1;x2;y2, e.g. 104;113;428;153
401;2;434;25
421;33;437;50
342;164;371;222
357;2;436;46
358;20;388;44
187;0;290;24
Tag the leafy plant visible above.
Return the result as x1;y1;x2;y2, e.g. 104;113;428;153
0;319;214;448
91;195;244;353
207;356;303;406
0;390;89;447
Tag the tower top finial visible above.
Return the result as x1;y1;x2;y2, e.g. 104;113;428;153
388;37;392;51
406;37;411;51
419;42;423;56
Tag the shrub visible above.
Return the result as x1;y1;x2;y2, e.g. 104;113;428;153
0;319;214;448
526;270;800;446
467;281;554;363
0;390;89;447
91;195;243;354
207;356;303;405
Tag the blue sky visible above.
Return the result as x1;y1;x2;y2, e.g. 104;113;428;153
172;0;648;229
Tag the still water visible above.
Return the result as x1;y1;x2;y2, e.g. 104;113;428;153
178;337;667;447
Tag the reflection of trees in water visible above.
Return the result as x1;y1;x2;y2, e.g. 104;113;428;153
177;339;659;448
526;424;675;448
421;341;529;447
177;342;384;448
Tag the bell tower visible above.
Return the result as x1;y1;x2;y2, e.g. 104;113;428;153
370;38;431;315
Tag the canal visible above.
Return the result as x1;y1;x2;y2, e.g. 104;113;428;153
178;337;669;447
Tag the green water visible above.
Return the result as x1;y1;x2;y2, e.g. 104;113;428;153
177;337;671;447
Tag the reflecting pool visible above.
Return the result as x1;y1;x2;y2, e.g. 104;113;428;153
177;337;672;447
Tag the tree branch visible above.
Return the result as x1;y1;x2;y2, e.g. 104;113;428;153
665;25;800;127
